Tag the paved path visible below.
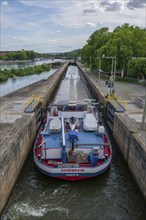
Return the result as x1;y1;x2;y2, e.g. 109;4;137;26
81;66;146;146
83;67;145;114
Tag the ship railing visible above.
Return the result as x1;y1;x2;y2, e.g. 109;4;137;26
44;112;49;132
61;116;66;147
74;143;110;147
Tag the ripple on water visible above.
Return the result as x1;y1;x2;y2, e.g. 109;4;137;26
1;184;74;220
2;201;70;220
50;184;71;198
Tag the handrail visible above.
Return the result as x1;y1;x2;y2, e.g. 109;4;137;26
38;141;46;148
107;95;119;110
106;94;126;111
23;94;44;111
112;94;126;109
74;143;110;146
44;112;49;132
61;116;66;147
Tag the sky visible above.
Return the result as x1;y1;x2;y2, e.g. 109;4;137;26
0;0;146;53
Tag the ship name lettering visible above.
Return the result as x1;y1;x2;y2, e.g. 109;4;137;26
61;169;84;172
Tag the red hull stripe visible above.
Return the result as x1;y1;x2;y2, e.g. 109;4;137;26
55;176;91;181
35;164;110;181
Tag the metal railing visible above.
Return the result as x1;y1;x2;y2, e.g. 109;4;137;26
23;94;44;112
112;94;127;110
106;94;126;112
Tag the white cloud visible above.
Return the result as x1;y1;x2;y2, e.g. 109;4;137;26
48;39;60;45
12;36;27;41
27;22;38;26
19;0;145;29
1;0;145;52
2;1;8;6
50;30;61;34
86;22;97;27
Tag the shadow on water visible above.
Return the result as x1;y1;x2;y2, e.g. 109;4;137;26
1;65;146;220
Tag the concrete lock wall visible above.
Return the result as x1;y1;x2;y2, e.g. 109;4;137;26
77;63;146;200
0;114;37;214
0;62;69;214
113;114;146;199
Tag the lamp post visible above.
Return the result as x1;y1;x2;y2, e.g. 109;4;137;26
102;54;116;94
89;56;102;84
98;57;102;84
142;97;146;130
94;56;102;84
90;56;92;70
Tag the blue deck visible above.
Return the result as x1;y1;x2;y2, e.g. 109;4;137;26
42;132;62;148
65;131;103;148
42;130;104;149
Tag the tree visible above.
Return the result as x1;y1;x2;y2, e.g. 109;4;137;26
81;24;146;77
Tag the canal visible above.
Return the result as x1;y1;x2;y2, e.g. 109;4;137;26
1;65;146;220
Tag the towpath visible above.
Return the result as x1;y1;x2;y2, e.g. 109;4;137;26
80;65;146;148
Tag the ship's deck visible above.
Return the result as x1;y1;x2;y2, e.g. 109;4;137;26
41;117;104;149
42;130;104;149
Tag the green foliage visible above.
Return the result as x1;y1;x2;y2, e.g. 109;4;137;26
0;64;50;82
0;50;40;61
81;23;146;78
0;49;82;61
128;59;146;76
54;49;81;59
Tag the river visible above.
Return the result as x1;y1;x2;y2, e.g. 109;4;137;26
1;66;146;220
0;59;64;70
0;59;64;97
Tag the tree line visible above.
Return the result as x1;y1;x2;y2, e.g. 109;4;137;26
0;50;41;61
81;23;146;78
56;49;81;59
0;50;54;61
